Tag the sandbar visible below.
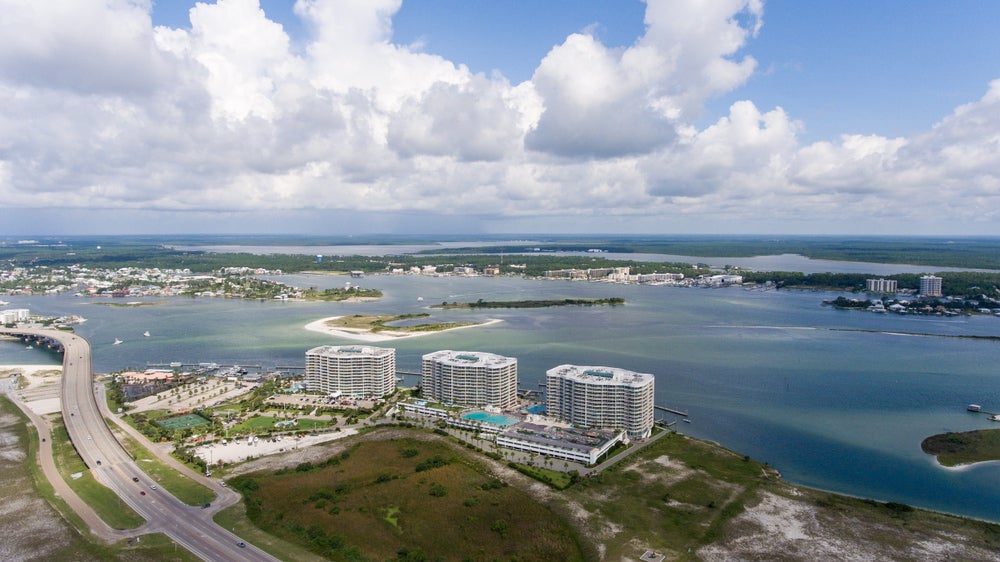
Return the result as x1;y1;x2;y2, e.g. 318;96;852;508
304;316;503;342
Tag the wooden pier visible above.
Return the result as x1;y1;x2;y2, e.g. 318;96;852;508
654;405;688;417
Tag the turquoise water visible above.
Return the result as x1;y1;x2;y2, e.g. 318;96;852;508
4;274;1000;522
462;412;519;426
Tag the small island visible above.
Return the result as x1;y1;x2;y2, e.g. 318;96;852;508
305;314;501;342
921;429;1000;467
431;297;625;309
300;286;382;302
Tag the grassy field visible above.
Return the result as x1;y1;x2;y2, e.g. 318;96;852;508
229;437;584;561
559;431;771;559
921;429;1000;466
115;433;215;506
222;426;1000;561
48;417;146;530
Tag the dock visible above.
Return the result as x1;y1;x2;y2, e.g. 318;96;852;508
654;405;688;417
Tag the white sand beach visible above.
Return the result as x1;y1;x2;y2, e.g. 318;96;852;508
304;316;503;342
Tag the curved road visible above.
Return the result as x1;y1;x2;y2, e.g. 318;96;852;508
1;327;278;562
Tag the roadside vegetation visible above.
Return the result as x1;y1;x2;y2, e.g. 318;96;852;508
48;417;146;530
113;432;215;506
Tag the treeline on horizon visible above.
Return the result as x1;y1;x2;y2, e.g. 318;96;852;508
418;236;1000;270
3;238;1000;298
7;234;1000;269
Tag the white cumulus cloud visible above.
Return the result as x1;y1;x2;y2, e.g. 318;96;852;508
0;0;998;234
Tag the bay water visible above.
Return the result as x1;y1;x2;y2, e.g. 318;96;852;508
3;274;1000;522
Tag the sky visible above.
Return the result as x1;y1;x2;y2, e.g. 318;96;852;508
1;0;999;236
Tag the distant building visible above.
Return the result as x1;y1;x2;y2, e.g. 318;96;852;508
636;273;685;284
0;308;30;324
422;350;518;410
546;365;655;439
305;345;396;398
920;275;943;297
543;267;630;280
866;278;898;293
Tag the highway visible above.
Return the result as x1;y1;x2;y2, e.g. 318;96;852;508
2;327;278;562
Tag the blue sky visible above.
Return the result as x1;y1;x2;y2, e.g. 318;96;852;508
2;0;1000;235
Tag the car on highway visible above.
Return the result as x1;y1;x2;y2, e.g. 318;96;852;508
236;541;246;548
150;484;157;490
140;491;146;496
132;477;139;482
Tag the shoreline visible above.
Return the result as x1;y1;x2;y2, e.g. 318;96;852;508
304;316;503;342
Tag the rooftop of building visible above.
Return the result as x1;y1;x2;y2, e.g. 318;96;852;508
422;349;517;368
546;364;654;386
307;345;395;358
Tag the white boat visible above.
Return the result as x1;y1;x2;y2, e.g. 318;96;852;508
0;300;9;305
417;297;424;301
143;331;150;337
113;338;123;345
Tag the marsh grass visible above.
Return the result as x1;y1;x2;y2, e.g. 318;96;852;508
230;437;584;561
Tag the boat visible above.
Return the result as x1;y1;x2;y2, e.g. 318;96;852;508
143;331;150;337
682;418;691;423
968;404;982;412
0;300;9;305
113;338;123;345
417;297;424;301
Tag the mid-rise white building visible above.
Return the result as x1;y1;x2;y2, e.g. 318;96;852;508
866;278;898;293
0;308;30;324
920;275;943;297
422;350;518;410
305;345;396;398
546;365;655;439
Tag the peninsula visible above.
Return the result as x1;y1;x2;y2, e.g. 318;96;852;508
921;429;1000;467
431;297;624;309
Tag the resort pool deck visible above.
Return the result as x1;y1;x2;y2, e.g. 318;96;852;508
462;411;519;427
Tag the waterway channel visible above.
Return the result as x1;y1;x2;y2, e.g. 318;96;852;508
3;273;1000;523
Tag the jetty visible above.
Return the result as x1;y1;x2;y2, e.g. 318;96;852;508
655;405;689;417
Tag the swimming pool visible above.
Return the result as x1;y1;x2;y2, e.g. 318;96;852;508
523;404;546;415
462;411;519;427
